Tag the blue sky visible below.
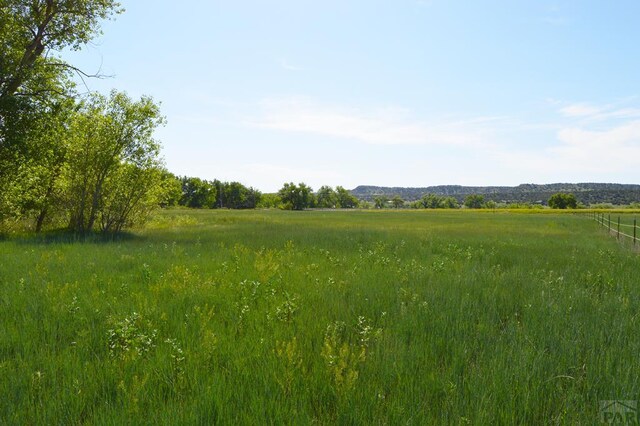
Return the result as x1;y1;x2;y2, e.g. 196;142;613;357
63;1;640;192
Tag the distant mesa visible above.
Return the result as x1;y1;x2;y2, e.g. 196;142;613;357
349;183;640;205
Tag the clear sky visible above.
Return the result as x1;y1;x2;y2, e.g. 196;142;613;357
63;0;640;192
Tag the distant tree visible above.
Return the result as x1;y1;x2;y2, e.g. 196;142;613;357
464;194;485;209
257;193;280;209
316;185;337;208
244;187;262;209
180;177;216;208
418;193;442;209
177;177;261;209
548;193;577;209
220;182;241;209
336;186;359;208
158;172;182;208
441;197;459;209
308;192;318;208
391;195;404;209
411;194;458;209
374;195;388;209
278;182;312;210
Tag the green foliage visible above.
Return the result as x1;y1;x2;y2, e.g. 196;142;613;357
107;312;158;361
315;185;359;209
177;177;261;209
221;181;261;209
335;186;359;208
0;0;123;101
278;182;312;210
316;185;338;208
0;78;75;228
391;195;404;208
257;193;281;209
0;0;172;235
158;171;183;207
179;177;217;208
464;194;486;209
412;193;459;209
64;90;166;233
548;192;578;209
373;195;388;209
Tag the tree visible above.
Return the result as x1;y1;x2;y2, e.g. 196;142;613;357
441;197;459;209
179;177;216;208
97;164;166;233
257;193;280;209
316;185;337;208
0;0;124;229
391;195;404;209
0;73;75;227
64;90;166;233
19;96;77;231
278;182;312;210
373;195;388;209
222;181;246;209
464;194;485;209
221;181;261;209
158;172;182;208
418;193;441;209
335;186;358;208
548;193;577;209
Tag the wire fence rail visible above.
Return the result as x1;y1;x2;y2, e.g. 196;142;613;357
592;212;639;245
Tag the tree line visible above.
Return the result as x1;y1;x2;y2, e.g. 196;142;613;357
275;183;359;210
171;176;262;209
168;180;360;211
373;193;581;209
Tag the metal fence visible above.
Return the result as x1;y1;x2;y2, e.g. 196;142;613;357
593;212;639;245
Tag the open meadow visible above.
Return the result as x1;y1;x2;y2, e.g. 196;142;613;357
2;209;640;424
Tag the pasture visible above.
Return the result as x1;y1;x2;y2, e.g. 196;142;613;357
1;209;639;424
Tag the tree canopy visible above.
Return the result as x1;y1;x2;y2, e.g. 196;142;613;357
464;194;486;209
548;193;577;209
0;0;123;102
278;182;312;210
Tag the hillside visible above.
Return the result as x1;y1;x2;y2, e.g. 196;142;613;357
350;183;640;206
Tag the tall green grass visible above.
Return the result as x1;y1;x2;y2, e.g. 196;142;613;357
1;209;639;424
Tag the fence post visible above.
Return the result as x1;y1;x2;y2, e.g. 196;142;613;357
617;216;620;239
634;218;637;246
608;214;611;233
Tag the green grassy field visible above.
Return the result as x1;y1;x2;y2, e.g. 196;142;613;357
1;209;639;424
